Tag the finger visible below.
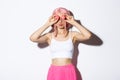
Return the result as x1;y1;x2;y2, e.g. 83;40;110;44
54;15;59;20
50;15;56;20
49;15;54;19
64;19;70;23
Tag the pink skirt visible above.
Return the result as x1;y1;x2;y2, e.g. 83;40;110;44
47;63;76;80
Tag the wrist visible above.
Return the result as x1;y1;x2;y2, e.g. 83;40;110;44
71;20;79;26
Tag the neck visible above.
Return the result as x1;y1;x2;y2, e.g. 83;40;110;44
57;28;67;34
53;25;68;37
57;30;68;38
58;29;65;34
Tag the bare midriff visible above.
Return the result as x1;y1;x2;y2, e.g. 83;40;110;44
52;58;72;66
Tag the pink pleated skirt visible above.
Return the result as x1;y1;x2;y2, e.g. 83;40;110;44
47;63;76;80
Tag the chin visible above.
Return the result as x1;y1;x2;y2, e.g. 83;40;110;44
58;26;64;29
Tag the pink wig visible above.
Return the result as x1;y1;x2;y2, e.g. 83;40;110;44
52;7;72;37
52;7;70;16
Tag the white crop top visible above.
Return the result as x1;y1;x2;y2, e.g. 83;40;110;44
49;33;74;59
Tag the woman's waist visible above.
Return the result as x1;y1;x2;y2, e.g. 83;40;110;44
51;58;72;66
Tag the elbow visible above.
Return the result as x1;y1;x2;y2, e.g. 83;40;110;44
29;36;37;42
86;33;92;39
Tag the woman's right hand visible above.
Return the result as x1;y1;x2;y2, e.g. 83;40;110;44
45;15;59;26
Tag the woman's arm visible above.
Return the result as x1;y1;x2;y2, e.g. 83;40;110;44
30;15;58;43
65;15;91;41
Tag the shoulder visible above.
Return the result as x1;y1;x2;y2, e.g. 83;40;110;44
43;32;52;45
70;31;79;43
44;32;52;39
70;31;84;43
70;31;79;37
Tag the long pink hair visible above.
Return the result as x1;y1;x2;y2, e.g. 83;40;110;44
52;7;71;37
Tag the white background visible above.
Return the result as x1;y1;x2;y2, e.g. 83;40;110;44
1;0;120;80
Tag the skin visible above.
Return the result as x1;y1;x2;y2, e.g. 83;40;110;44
30;14;91;66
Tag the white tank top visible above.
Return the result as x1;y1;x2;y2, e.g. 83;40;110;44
49;32;74;59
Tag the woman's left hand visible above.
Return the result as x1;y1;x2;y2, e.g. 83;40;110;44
65;15;76;25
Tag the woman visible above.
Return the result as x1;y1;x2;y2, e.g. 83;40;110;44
30;7;91;80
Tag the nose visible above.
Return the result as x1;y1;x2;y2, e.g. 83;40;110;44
59;18;62;22
59;17;64;22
